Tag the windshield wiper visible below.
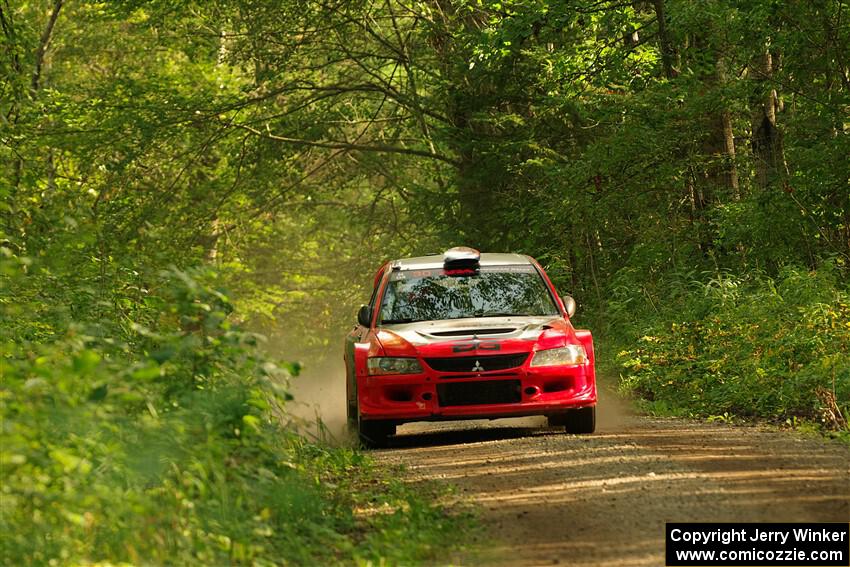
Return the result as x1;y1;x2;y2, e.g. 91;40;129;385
380;318;420;324
474;311;522;318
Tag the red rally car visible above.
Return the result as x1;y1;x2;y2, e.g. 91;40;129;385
345;247;597;447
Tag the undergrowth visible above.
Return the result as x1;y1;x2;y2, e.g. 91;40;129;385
0;251;468;565
595;264;849;436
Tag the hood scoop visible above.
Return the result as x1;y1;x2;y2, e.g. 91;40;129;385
428;327;516;337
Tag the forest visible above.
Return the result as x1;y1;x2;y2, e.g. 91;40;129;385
1;0;848;564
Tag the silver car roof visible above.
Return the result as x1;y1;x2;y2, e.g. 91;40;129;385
390;252;532;270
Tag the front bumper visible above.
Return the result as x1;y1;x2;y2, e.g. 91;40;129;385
358;361;597;423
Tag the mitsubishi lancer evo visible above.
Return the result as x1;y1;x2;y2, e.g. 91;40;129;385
344;247;597;447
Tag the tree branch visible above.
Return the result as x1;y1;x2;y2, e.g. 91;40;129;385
231;122;460;166
31;0;63;93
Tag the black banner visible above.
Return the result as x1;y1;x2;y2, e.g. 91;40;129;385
666;523;849;566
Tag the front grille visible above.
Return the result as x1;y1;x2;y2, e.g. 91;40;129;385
442;372;518;380
437;380;522;406
424;353;528;373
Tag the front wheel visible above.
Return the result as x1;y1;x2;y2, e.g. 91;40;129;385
347;399;357;430
547;412;569;427
357;418;396;448
565;406;596;434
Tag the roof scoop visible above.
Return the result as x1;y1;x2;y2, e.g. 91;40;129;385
443;246;480;269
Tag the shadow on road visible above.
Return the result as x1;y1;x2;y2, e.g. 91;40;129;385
378;384;634;450
376;417;850;566
387;424;551;449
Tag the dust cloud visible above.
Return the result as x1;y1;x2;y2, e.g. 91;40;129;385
284;349;352;444
595;380;637;432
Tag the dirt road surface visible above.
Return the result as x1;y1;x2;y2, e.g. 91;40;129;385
374;390;850;566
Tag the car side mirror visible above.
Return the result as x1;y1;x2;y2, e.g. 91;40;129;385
562;295;577;318
357;305;373;327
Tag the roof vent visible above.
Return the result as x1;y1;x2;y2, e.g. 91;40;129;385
443;246;480;268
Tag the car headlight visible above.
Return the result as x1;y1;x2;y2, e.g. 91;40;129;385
367;357;423;375
530;345;587;367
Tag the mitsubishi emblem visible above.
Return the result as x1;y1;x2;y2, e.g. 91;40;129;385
472;360;484;372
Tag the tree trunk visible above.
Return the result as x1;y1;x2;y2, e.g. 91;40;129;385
429;0;500;248
716;53;739;198
31;0;64;94
750;50;785;189
652;0;678;79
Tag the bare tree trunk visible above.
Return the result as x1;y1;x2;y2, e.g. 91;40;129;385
691;34;739;252
750;50;785;189
720;110;739;197
31;0;64;93
206;218;221;262
716;54;739;198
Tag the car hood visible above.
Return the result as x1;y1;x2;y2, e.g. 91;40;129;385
376;315;573;357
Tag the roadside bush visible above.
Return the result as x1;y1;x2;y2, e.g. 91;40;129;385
0;251;464;565
616;266;850;431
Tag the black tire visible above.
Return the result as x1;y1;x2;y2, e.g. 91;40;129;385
357;418;396;448
347;400;357;429
547;412;569;427
565;406;596;434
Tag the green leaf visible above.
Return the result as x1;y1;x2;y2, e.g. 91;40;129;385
72;350;101;374
88;384;108;402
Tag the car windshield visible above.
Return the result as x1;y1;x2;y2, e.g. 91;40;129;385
379;265;559;324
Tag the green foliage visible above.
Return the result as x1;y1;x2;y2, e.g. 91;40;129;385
2;0;849;560
615;267;850;430
0;254;465;565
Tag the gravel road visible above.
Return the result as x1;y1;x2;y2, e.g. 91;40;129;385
374;390;850;566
